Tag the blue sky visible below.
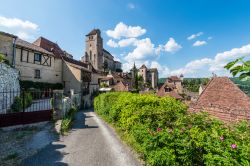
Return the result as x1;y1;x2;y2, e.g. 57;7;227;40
1;0;250;78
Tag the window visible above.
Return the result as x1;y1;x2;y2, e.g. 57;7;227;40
34;69;41;79
34;53;41;62
165;87;172;92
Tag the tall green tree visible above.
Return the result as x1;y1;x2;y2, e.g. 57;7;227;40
224;56;250;80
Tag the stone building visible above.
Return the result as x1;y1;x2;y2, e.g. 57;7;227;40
137;64;158;89
189;77;250;123
33;37;93;95
82;29;121;72
0;31;17;65
15;38;62;84
157;79;183;100
166;76;183;94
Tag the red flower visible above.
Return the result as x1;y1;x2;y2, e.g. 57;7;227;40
157;128;162;132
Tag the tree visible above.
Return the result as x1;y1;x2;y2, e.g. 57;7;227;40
225;56;250;80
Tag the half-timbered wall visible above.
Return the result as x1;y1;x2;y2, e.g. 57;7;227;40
15;47;62;84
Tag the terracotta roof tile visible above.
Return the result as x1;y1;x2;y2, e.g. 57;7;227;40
196;77;250;111
169;76;181;81
33;37;64;58
16;38;54;55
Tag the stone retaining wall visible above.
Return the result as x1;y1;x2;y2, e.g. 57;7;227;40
0;63;20;113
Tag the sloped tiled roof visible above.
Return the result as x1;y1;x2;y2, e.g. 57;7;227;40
103;49;113;56
196;77;250;110
168;76;181;82
149;68;158;72
157;82;183;99
33;37;64;58
62;56;88;68
33;37;89;68
16;38;54;55
0;31;17;38
140;64;147;69
86;29;100;36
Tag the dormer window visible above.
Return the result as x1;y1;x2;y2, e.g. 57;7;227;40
165;87;172;92
89;36;93;40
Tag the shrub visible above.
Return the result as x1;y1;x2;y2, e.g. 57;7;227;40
0;53;10;65
20;80;63;90
60;107;78;135
11;92;33;112
94;92;250;165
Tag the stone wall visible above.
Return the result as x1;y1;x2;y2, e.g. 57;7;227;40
0;33;14;64
0;63;20;113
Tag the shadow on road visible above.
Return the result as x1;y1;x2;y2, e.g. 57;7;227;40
19;141;68;166
71;111;99;130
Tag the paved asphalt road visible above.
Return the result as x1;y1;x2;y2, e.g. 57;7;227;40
19;110;140;166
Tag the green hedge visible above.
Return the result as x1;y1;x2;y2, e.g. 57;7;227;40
20;80;63;90
94;92;250;166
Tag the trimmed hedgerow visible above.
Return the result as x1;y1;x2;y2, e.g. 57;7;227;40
94;92;250;166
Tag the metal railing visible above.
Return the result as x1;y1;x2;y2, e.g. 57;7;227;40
0;89;53;114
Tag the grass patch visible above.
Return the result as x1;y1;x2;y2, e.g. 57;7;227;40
60;107;77;135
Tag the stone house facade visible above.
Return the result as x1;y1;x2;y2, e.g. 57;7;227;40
189;77;250;123
166;76;183;94
15;38;62;84
82;29;122;72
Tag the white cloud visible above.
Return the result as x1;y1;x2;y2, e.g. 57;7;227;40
208;36;213;40
187;32;203;40
16;32;31;41
0;16;38;30
150;61;170;76
107;38;137;48
170;44;250;77
127;3;135;9
118;38;137;47
107;39;118;48
164;37;182;53
0;16;39;41
193;40;207;47
106;22;146;39
124;38;155;61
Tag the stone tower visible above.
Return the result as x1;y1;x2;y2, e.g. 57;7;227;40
139;64;147;83
84;29;103;71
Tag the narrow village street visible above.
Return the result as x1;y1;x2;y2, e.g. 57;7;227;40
19;110;140;166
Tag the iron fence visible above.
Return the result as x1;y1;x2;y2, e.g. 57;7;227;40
0;88;53;114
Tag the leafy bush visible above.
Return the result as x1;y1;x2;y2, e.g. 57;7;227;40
94;92;250;165
11;92;33;112
0;53;10;65
61;107;77;134
20;80;63;90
